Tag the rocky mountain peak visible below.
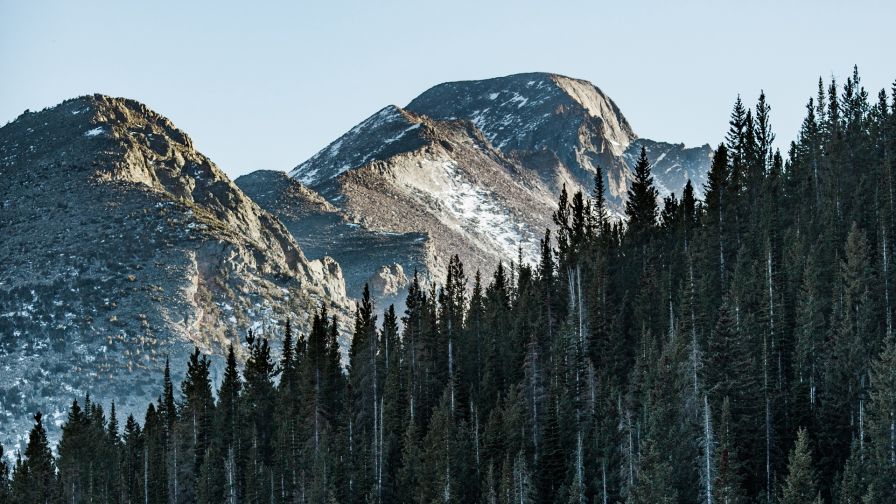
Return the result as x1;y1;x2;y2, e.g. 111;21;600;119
280;72;712;306
406;72;635;157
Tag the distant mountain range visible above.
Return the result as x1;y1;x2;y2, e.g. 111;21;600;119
0;73;711;452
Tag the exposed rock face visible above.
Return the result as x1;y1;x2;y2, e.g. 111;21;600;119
405;72;636;202
366;264;409;300
286;72;711;291
236;169;429;308
0;95;351;452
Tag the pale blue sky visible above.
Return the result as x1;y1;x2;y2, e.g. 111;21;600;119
2;0;893;179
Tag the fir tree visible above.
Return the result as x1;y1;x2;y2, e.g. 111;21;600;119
12;412;57;504
0;442;9;502
625;146;659;241
865;334;896;501
628;427;677;504
778;428;822;504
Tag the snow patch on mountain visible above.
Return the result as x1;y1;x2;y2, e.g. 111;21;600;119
426;160;538;265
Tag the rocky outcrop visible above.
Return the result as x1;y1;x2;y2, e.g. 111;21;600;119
236;169;430;308
366;264;410;300
0;95;351;452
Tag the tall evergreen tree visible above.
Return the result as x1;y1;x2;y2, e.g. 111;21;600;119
12;412;57;504
865;334;896;501
625;146;659;241
778;429;822;504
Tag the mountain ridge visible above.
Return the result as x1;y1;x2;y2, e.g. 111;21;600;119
280;72;711;301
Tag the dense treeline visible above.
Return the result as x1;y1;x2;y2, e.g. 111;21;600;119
2;67;896;503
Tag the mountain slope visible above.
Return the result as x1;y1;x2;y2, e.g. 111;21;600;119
0;95;351;451
236;170;427;308
285;72;711;291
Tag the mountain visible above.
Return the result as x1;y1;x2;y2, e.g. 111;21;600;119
283;102;556;292
0;95;352;451
235;170;426;309
281;72;711;295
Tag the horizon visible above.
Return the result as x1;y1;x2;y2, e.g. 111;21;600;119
2;0;894;179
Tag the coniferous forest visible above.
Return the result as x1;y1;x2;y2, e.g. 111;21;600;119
3;68;896;504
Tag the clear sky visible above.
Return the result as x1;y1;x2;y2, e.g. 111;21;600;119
1;0;893;179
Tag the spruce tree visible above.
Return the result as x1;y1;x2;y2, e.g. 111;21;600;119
122;414;144;504
347;284;378;504
628;428;677;504
13;412;57;504
625;146;659;241
0;442;9;502
592;165;610;236
177;347;215;503
241;330;277;501
57;399;88;504
865;334;896;501
778;428;822;504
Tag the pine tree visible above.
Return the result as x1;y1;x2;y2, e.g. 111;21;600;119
161;356;177;431
865;334;896;501
398;419;424;504
625;146;659;241
727;95;748;164
279;317;296;394
820;223;876;484
778;428;822;504
836;442;867;504
143;402;168;504
12;412;57;504
123;414;144;504
702;144;730;287
756;91;776;174
57;399;89;504
592;165;610;236
379;304;404;503
196;439;226;504
0;442;9;502
242;330;277;502
628;427;677;504
714;398;745;504
347;283;378;504
216;343;241;504
509;450;537;504
177;347;215;503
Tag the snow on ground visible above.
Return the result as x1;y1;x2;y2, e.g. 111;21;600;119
382;123;421;145
401;157;539;265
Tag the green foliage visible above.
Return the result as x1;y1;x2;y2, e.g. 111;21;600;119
779;429;822;504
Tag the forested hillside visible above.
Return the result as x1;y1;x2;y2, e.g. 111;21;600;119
2;67;895;504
